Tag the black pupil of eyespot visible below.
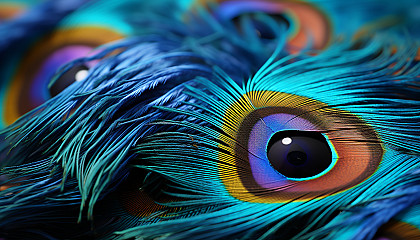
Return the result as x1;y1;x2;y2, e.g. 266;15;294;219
287;151;307;166
231;13;290;40
49;64;89;97
267;130;332;179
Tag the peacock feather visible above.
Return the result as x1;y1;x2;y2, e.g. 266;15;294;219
0;0;419;239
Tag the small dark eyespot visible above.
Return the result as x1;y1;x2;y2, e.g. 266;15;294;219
49;64;89;97
232;13;290;40
267;130;332;179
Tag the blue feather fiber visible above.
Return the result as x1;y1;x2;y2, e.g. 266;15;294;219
0;0;419;239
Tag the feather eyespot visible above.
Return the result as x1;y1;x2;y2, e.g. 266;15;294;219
38;46;94;98
3;27;122;125
212;0;331;49
230;12;289;40
218;91;383;203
